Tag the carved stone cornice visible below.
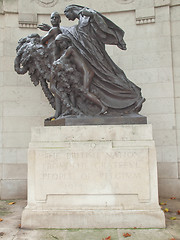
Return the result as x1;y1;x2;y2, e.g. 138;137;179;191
135;0;155;25
18;13;37;28
136;17;155;25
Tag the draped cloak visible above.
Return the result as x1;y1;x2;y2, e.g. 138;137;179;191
61;9;144;111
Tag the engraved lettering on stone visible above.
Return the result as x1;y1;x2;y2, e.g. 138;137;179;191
38;150;144;182
35;149;149;197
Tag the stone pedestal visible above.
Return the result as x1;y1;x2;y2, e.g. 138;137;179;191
21;124;165;229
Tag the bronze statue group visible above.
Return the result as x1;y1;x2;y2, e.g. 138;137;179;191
14;5;145;119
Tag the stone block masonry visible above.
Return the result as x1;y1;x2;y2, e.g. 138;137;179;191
21;125;165;229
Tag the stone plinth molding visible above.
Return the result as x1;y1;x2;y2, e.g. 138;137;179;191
21;124;165;229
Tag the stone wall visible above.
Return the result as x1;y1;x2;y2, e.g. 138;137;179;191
0;0;179;199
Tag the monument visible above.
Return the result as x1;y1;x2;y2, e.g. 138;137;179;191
14;5;165;228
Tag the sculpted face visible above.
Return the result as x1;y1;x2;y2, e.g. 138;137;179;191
56;39;68;50
55;35;71;50
51;12;61;26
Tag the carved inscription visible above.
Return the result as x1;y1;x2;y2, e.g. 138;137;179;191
35;148;149;197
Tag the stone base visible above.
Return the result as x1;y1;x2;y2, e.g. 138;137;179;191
22;209;165;229
44;114;147;126
21;124;165;229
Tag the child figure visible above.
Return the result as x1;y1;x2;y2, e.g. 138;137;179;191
41;12;62;45
52;34;108;115
39;12;63;119
40;12;62;63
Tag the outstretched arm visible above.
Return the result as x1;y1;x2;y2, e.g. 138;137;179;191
37;23;51;31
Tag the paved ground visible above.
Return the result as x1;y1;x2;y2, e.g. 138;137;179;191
0;198;179;240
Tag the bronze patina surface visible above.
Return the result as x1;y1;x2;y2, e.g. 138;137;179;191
14;5;146;124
